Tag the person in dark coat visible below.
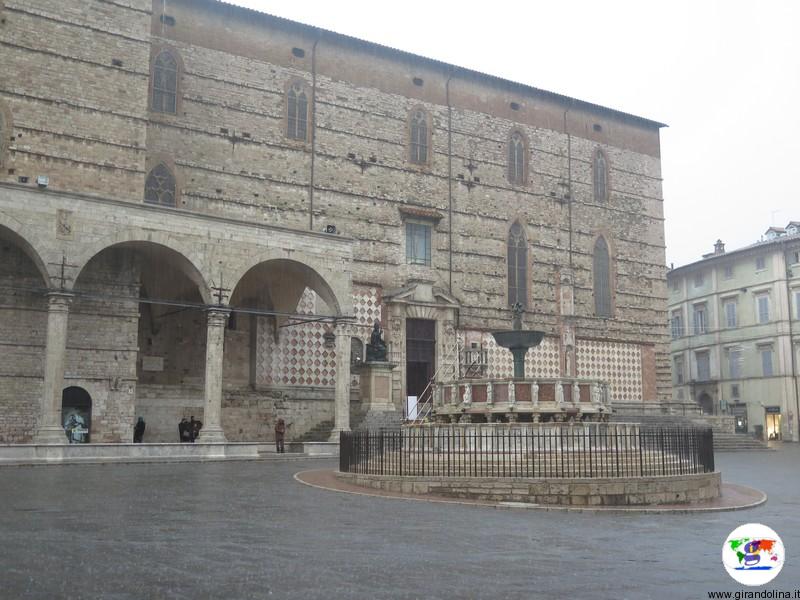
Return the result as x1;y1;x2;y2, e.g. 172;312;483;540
190;416;202;442
179;417;191;443
274;418;287;453
133;417;146;443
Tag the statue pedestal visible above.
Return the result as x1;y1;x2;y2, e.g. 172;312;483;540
357;361;397;411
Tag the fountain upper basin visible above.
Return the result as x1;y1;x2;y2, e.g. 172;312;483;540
491;330;545;350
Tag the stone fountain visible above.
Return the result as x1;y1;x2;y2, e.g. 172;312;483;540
490;303;544;379
431;302;611;423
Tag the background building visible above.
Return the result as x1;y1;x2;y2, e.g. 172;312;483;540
667;229;800;442
0;0;669;444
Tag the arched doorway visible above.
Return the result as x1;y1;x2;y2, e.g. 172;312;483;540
698;392;713;415
62;386;92;443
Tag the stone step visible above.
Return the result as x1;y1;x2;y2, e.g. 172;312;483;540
293;419;335;442
713;434;773;451
351;408;403;432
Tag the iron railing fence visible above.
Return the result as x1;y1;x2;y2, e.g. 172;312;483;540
339;424;714;479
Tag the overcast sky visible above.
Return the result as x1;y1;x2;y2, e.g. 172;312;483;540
229;0;800;268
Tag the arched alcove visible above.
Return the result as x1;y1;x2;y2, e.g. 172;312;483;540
62;386;92;443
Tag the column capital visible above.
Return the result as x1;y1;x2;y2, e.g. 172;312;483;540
206;308;231;328
332;319;354;336
46;291;74;311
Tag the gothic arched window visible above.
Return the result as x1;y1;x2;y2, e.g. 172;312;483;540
593;236;612;317
508;131;526;185
593;148;608;203
507;221;528;307
409;109;429;164
151;50;179;114
287;81;309;141
144;163;176;206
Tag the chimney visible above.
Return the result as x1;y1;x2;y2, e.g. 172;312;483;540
714;239;725;255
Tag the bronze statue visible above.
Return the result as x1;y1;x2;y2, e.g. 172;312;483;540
365;320;387;362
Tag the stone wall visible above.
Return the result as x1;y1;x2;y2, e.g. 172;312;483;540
0;244;46;442
67;250;140;442
134;384;334;443
1;0;151;199
0;0;671;444
337;471;722;506
139;0;669;400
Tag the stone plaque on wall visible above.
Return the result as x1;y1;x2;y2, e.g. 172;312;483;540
56;209;73;240
142;356;164;372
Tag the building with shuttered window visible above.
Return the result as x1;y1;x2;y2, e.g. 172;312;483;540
667;230;800;442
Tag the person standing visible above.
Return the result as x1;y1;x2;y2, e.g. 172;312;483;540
189;416;202;443
274;418;287;453
179;417;191;443
133;417;146;443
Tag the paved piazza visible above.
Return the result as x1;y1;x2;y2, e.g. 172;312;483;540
1;447;798;599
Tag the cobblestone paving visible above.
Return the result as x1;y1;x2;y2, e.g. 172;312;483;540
1;446;798;600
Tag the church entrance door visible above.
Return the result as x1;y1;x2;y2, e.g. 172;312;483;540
406;319;435;407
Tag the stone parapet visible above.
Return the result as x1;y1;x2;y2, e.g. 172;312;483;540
336;471;722;506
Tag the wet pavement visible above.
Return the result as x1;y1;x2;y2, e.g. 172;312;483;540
1;445;799;600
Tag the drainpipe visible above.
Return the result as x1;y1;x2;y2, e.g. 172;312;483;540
446;69;455;293
309;31;320;231
783;248;800;441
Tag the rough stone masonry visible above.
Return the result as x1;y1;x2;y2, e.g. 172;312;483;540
0;0;670;443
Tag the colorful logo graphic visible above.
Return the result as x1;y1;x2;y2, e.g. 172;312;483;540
722;523;785;586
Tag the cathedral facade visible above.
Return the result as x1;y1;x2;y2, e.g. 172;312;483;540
0;0;670;443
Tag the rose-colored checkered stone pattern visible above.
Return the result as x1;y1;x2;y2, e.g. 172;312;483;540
254;286;382;388
350;285;382;355
352;285;382;329
255;288;336;387
480;332;560;379
576;340;642;402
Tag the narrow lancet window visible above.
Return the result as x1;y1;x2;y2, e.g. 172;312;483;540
594;236;612;317
152;51;178;114
593;148;608;203
287;82;309;140
409;110;428;164
508;221;528;307
508;132;525;185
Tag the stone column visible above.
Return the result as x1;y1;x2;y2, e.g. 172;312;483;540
329;325;351;440
35;292;74;444
198;309;230;443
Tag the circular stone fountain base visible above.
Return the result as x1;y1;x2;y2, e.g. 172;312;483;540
335;470;722;506
295;470;766;513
